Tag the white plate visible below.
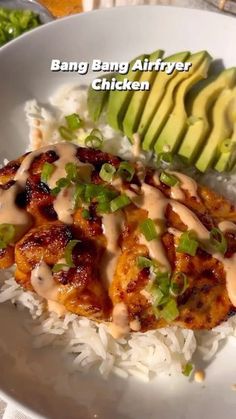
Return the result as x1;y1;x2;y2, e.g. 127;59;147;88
0;6;236;419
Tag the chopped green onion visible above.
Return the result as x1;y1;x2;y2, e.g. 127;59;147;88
152;288;166;306
65;113;83;131
99;163;116;182
177;231;199;256
64;240;80;268
90;129;103;141
0;224;15;249
137;256;154;269
139;218;158;241
209;228;227;255
146;279;165;305
59;126;76;142
84;184;100;203
96;201;111;214
160;171;179;187
56;177;70;189
73;184;86;209
0;8;41;47
96;188;117;203
84;184;117;204
85;129;103;149
65;162;78;182
51;186;60;196
41;162;55;184
110;194;131;212
156;271;171;296
170;272;189;297
159;152;173;164
51;186;61;196
182;363;194;377
82;209;90;220
52;263;68;273
159;298;179;322
117;162;135;182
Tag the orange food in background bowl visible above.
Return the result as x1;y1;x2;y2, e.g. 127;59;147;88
39;0;83;17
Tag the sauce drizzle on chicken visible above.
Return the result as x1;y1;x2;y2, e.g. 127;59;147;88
0;142;236;334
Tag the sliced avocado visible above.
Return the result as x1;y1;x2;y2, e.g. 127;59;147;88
122;49;164;140
139;51;190;150
214;98;236;172
87;74;112;122
106;54;146;131
214;127;236;172
143;51;207;152
196;89;236;172
154;52;212;155
178;68;236;163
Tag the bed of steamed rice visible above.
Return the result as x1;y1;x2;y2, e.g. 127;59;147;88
0;84;236;382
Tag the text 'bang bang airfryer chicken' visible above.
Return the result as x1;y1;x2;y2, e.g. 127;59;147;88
0;142;236;338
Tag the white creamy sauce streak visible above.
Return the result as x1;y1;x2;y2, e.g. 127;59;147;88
31;261;66;316
2;141;236;311
168;171;199;201
47;143;92;189
139;183;171;271
101;211;124;286
109;302;130;339
14;142;93;224
171;197;236;307
133;173;236;307
132;133;141;160
218;221;236;233
53;186;75;225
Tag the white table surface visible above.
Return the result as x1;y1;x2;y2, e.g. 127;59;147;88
0;0;231;417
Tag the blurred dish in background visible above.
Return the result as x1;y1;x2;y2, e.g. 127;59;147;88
206;0;236;14
0;0;53;23
0;0;53;46
39;0;83;17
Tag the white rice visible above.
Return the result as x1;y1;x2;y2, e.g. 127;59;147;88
1;84;236;382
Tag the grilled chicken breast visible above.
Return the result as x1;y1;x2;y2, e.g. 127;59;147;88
0;142;236;334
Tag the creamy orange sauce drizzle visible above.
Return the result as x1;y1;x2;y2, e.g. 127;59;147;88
31;261;60;300
109;302;130;339
132;133;141;160
168;227;182;238
126;178;236;306
47;143;92;189
14;143;93;224
153;172;161;186
1;143;236;310
170;185;185;201
215;254;236;306
14;143;92;188
138;183;171;271
53;185;75;225
101;211;124;286
14;145;52;186
31;261;66;315
169;171;198;199
218;221;236;233
129;318;141;332
47;300;67;316
170;201;209;241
